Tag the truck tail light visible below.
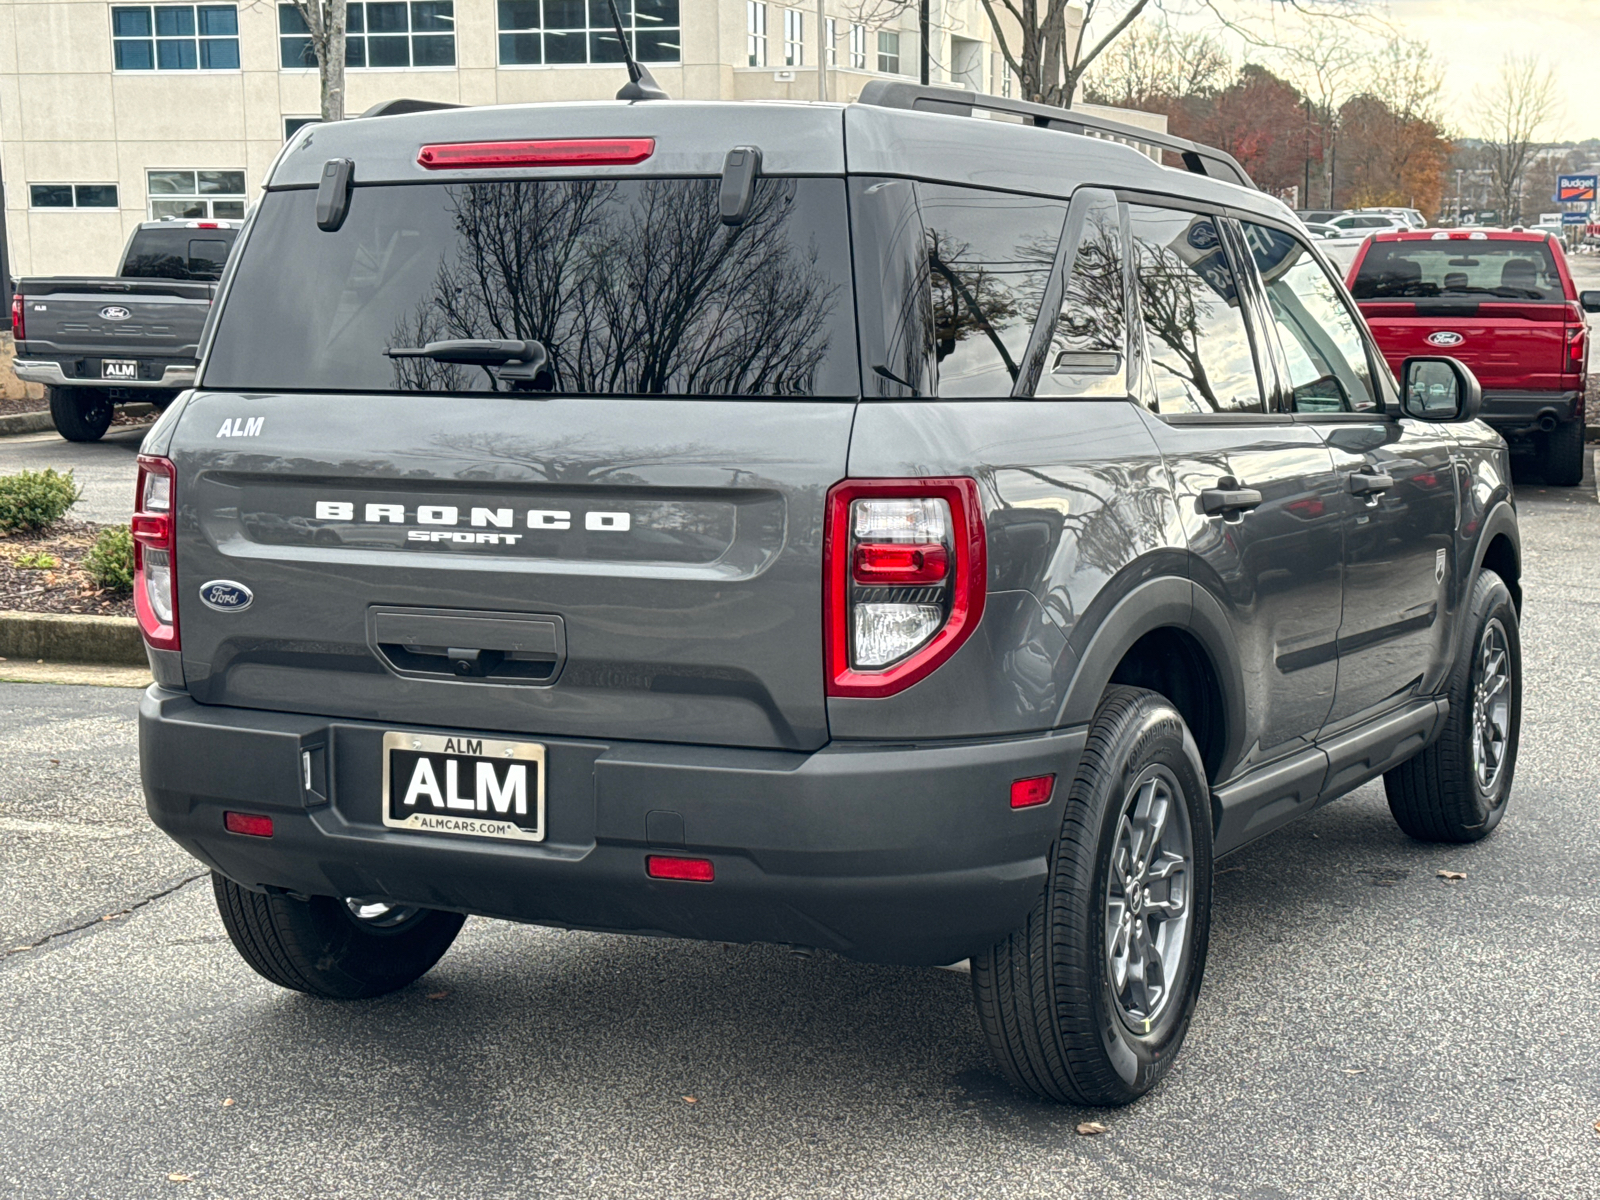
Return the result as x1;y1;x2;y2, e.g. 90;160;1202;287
1568;324;1586;364
10;293;22;341
417;138;656;170
133;455;178;651
824;479;985;698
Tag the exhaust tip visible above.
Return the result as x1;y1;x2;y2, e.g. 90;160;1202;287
1538;413;1559;433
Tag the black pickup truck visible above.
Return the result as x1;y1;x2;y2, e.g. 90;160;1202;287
11;219;240;441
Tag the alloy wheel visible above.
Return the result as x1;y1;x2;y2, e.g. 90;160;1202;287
1472;617;1513;794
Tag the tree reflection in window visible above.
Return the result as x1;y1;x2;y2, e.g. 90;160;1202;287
1037;194;1127;399
1127;205;1263;415
390;177;844;396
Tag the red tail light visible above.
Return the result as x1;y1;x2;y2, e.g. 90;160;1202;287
10;293;22;341
1568;324;1586;364
824;478;986;699
133;455;178;651
417;138;656;171
646;855;714;882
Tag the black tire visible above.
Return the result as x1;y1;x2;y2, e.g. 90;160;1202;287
47;386;113;443
972;686;1213;1106
1384;569;1521;843
1542;419;1585;487
211;872;465;999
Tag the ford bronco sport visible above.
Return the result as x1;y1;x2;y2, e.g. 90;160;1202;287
138;82;1523;1106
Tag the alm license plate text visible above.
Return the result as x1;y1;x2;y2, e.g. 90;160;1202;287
101;359;137;381
381;732;546;843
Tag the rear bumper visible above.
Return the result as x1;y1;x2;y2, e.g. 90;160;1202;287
1480;389;1582;435
139;688;1084;966
12;357;194;390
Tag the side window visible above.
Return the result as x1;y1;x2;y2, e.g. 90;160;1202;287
1241;222;1378;413
919;184;1068;397
1035;193;1127;399
1127;204;1264;415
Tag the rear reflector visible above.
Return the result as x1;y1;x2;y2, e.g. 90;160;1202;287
1010;774;1056;809
646;855;714;882
417;138;656;170
224;812;274;837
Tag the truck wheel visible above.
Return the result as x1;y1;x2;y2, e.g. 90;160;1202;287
211;871;465;999
1542;419;1585;487
971;686;1213;1105
47;386;113;443
1384;569;1521;843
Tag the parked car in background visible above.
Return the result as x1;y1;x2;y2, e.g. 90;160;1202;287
1328;212;1409;234
1357;206;1427;229
1348;228;1600;484
10;219;240;441
1296;209;1344;224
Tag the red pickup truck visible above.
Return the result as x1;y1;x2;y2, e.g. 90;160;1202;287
1347;229;1600;485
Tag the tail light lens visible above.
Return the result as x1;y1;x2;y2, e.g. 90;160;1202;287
417;138;656;170
133;455;178;651
1568;324;1585;364
10;293;22;340
824;478;985;698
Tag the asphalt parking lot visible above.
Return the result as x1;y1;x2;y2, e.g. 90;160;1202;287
0;450;1597;1199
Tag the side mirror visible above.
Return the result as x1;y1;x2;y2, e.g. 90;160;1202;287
1399;356;1482;422
1581;290;1600;313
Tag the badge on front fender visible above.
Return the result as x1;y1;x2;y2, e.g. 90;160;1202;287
198;580;253;612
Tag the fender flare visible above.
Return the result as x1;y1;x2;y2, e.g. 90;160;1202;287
1468;500;1520;597
1055;575;1248;776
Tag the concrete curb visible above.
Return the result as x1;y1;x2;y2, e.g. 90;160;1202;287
0;410;55;436
0;611;145;667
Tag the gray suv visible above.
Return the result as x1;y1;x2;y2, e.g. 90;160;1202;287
138;83;1523;1106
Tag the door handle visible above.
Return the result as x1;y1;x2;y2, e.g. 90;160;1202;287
1347;471;1395;497
1199;480;1264;517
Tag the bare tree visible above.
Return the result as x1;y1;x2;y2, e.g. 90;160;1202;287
979;0;1151;108
1081;21;1230;107
1474;54;1564;223
290;0;348;121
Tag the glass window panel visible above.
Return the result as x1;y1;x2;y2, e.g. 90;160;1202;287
281;34;314;66
114;40;155;69
278;4;309;33
635;0;675;24
590;0;631;23
1242;221;1377;413
499;31;540;62
366;34;409;64
344;38;366;66
411;33;454;64
1127;204;1263;415
200;38;239;68
365;2;408;32
154;6;194;36
75;185;120;207
347;3;365;32
199;170;246;194
113;7;153;36
635;27;676;59
410;1;452;31
211;200;246;219
498;0;538;28
152;198;206;219
545;0;584;28
544;30;586;60
1037;195;1127;399
30;185;74;208
197;5;236;35
590;31;627;62
157;38;197;68
285;116;320;139
919;184;1067;398
148;170;196;195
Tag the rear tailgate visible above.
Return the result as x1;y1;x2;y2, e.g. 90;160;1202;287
16;278;213;361
1356;300;1567;390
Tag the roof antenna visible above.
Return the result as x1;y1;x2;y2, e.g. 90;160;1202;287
607;0;668;101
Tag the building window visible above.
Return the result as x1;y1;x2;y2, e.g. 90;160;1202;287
848;23;865;69
285;116;320;140
497;0;680;66
825;16;836;65
279;2;455;69
148;169;247;220
782;8;803;66
30;184;120;210
1000;59;1012;97
747;2;767;66
112;5;239;70
876;29;898;73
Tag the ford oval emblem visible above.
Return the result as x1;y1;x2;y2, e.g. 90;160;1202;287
1426;330;1465;347
1187;221;1219;250
198;580;253;612
99;305;131;321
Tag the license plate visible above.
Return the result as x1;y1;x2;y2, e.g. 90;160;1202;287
381;732;546;843
101;359;137;381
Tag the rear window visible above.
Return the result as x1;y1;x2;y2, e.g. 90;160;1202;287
1351;240;1564;302
204;178;858;396
121;228;236;280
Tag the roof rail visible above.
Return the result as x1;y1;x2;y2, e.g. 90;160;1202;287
358;98;465;119
854;80;1256;191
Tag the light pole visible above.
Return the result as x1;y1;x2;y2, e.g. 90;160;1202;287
919;0;929;85
817;0;826;99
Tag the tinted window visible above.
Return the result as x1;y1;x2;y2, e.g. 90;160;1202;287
1036;192;1127;398
1243;222;1377;413
1351;239;1563;301
205;179;857;396
1127;204;1263;415
919;184;1066;397
120;227;238;279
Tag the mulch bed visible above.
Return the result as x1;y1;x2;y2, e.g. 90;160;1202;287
0;397;159;425
0;396;45;418
0;520;133;617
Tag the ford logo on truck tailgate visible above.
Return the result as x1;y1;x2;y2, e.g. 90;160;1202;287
99;306;131;321
1426;331;1465;347
198;580;253;612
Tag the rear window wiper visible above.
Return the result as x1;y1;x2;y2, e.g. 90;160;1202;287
385;338;550;388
